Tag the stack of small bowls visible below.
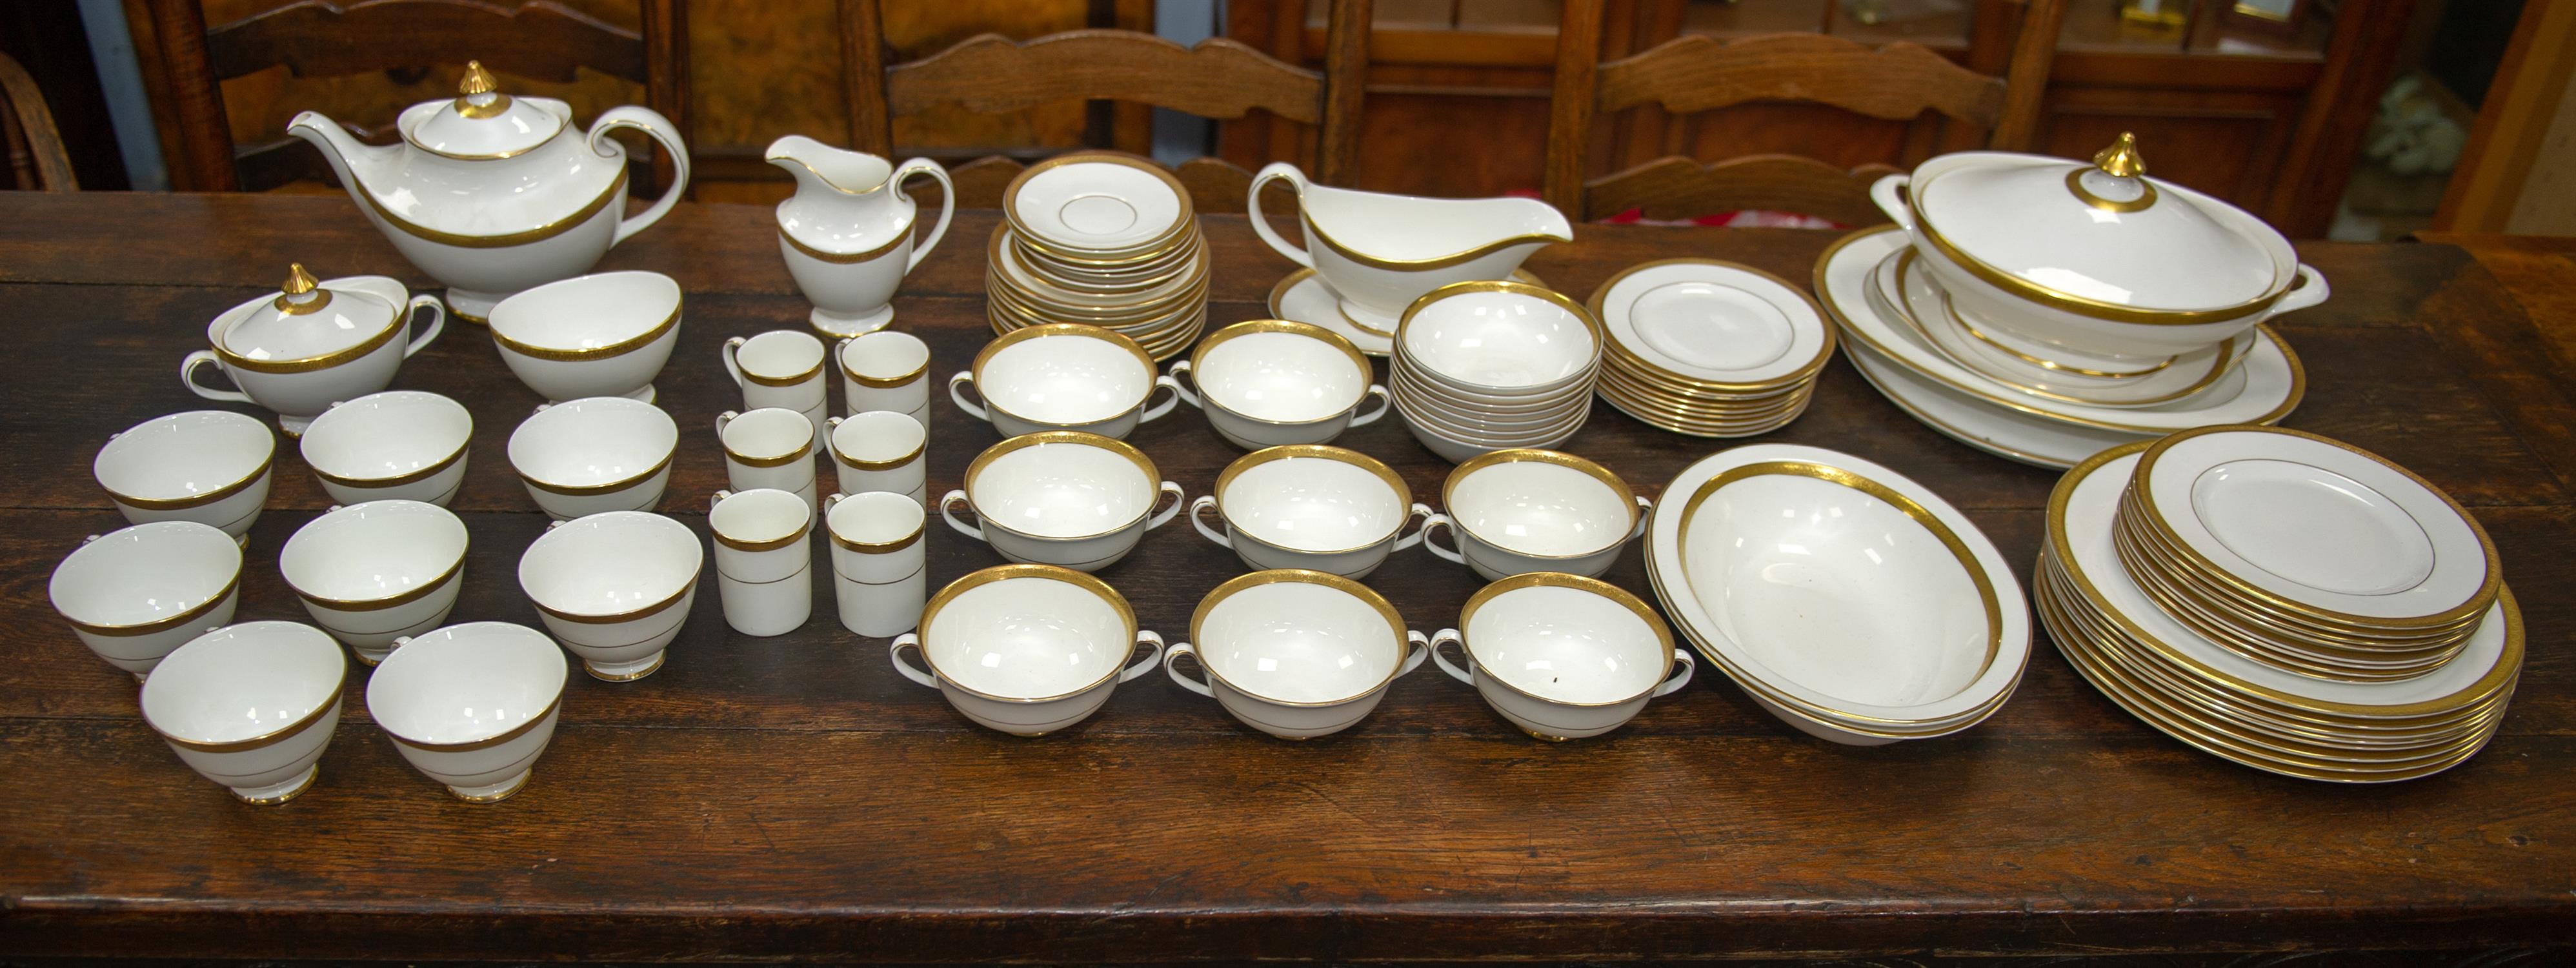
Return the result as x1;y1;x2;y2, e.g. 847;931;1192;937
1586;259;1834;438
986;153;1207;361
1388;281;1604;463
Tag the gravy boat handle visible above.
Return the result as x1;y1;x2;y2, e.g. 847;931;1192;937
1247;162;1313;268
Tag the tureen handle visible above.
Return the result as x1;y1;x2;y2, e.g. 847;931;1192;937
1867;174;1915;232
1389;502;1436;554
1247;162;1314;268
178;351;252;403
1347;385;1393;427
2271;264;2331;316
889;157;954;275
587;105;692;248
1651;648;1698;698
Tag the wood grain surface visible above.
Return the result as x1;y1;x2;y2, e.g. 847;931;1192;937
1;193;2571;962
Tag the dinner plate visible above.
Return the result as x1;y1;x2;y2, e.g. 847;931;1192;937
1588;259;1835;389
1893;250;2253;408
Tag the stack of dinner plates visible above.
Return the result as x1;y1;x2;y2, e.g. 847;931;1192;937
2038;438;2521;783
1586;259;1833;438
1387;280;1602;463
987;153;1207;360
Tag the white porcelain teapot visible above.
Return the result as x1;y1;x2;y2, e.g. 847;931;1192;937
288;61;690;322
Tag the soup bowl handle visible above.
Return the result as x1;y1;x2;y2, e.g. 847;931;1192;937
938;490;983;541
1396;630;1432;678
1165;360;1203;410
1162;641;1213;697
1629;494;1656;539
1136;375;1184;425
1188;496;1231;549
946;371;990;422
1247;162;1314;268
1428;629;1473;685
1420;512;1467;565
1389;502;1437;553
888;634;941;689
1143;482;1188;531
1347;385;1393;427
1118;630;1167;683
1651;649;1698;698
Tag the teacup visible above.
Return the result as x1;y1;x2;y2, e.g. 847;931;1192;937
1167;319;1390;450
488;270;683;403
48;521;243;679
941;431;1184;572
1189;445;1431;579
138;621;347;803
1246;161;1571;330
1431;573;1694;740
827;410;927;501
508;396;678;519
518;510;703;681
279;500;469;665
722;330;832;449
367;621;567;803
709;488;816;638
889;564;1163;735
949;323;1180;439
1422;450;1651;580
298;390;473;507
1166;569;1429;740
838;330;932;419
825;490;929;637
183;274;446;435
716;408;819;509
94;410;276;541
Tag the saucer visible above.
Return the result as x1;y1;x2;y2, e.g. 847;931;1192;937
1269;268;1551;358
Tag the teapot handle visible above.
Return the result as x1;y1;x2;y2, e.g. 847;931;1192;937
588;105;692;248
1247;162;1313;269
891;158;955;275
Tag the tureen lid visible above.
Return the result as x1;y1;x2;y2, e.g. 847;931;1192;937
219;264;401;363
1911;134;2284;312
403;61;566;159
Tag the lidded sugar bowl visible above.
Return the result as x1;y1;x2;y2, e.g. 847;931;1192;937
181;264;446;435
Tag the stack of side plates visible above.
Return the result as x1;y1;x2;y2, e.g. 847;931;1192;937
1816;227;2307;469
987;153;1207;360
2040;440;2521;783
1585;259;1833;438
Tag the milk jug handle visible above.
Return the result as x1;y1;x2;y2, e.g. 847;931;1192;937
1247;163;1313;268
891;158;955;274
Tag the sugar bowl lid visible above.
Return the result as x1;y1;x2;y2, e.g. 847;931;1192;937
402;61;566;159
1910;134;2288;315
217;264;403;368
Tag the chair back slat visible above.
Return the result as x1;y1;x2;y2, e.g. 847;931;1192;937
1585;154;1902;228
205;0;644;83
0;51;77;191
889;31;1323;125
1599;33;2005;127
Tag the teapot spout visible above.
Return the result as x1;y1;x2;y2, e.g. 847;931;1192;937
288;111;401;194
765;134;893;197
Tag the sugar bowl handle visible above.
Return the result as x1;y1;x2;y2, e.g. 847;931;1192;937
179;351;252;403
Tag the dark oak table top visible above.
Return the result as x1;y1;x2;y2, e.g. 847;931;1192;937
3;192;2573;963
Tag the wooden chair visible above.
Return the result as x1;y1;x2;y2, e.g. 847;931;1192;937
0;52;77;191
1543;0;2066;225
126;0;688;193
836;0;1372;214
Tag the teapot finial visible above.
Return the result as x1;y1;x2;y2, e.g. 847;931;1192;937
459;61;497;96
2093;133;2146;179
273;263;331;315
453;61;512;117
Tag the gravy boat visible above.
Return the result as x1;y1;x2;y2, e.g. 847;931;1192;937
1249;162;1570;331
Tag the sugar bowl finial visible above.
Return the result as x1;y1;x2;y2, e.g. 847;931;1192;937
274;263;330;314
459;60;497;96
2093;132;2147;179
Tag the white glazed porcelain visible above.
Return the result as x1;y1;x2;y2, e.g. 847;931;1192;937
138;621;347;803
1248;162;1571;329
1392;398;1587;465
288;63;689;320
299;390;472;507
1269;268;1393;356
828;410;927;501
1168;319;1389;450
941;431;1184;572
949;323;1181;439
825;491;928;637
1589;259;1833;388
1191;445;1429;579
1397;280;1604;394
1007;154;1193;256
279;500;468;664
723;330;832;451
94;410;276;540
48;521;243;679
769;136;956;336
518;510;702;681
1422;449;1649;580
838;330;932;419
890;565;1163;735
488;270;683;403
182;267;445;434
716;408;820;510
1430;573;1693;740
507;396;678;519
1166;569;1429;739
367;621;567;802
1891;251;2256;408
709;489;815;638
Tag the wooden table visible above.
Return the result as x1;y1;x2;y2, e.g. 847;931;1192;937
3;193;2572;965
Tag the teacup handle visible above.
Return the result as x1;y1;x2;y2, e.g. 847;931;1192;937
1187;495;1231;549
937;489;983;541
2273;264;2331;316
401;294;447;358
720;336;748;390
1165;360;1203;411
1136;374;1183;426
1347;385;1393;427
1118;630;1167;684
709;489;734;513
891;157;955;274
1162;640;1213;697
946;371;989;423
1868;174;1915;232
1429;629;1474;685
1396;630;1432;678
179;350;252;403
1630;494;1656;539
888;634;941;689
1651;648;1698;698
716;410;740;437
823;492;845;514
1247;161;1313;268
1143;482;1187;532
1389;502;1436;553
588;105;692;247
1420;512;1467;565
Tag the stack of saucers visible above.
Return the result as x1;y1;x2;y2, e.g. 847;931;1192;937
986;153;1207;360
2039;436;2521;783
1387;281;1602;463
1587;259;1834;438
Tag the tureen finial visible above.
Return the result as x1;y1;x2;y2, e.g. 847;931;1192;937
283;263;318;295
2093;133;2147;179
274;263;332;314
459;61;497;96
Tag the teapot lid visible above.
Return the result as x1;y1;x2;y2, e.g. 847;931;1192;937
1911;134;2284;313
403;61;566;159
219;264;402;365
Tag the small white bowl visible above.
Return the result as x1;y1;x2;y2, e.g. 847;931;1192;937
1396;281;1602;395
1167;570;1429;739
949;323;1180;439
488;270;683;403
299;390;472;507
139;621;347;803
48;521;243;679
367;621;568;803
507;396;678;519
1424;450;1650;580
941;431;1183;572
1169;320;1389;450
518;510;703;681
94;410;276;540
1191;445;1429;579
890;564;1163;735
1394;396;1585;464
279;500;468;665
1431;573;1693;740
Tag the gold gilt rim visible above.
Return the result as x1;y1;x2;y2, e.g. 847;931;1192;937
1910;199;2286;326
832;438;925;471
715;525;811;554
1394;279;1604;383
965;431;1163;538
727;440;815;469
781;224;911;265
986;277;1207;327
2113;512;2475;656
994;220;1202;287
216;302;405;376
1011;225;1202;271
1188;319;1372;425
360;166;625;249
1297;192;1569;272
106;455;276;512
1583;257;1838;391
2128;425;2502;630
838;332;931;387
988;226;1210;315
969;324;1158;425
61;570;242;637
311;440;468;489
1186;569;1411;707
289;553;465;611
1001;152;1197;258
1455;571;1678;708
493;301;679;363
2112;490;2483;643
516;452;673;497
387;690;562;752
1900;251;2235;407
1213;445;1414;554
1956;298;2176;379
733;341;829;387
1442;449;1640;560
150;649;348;752
532;563;699;625
914;563;1141;703
1675;459;2007;721
828;498;926;552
